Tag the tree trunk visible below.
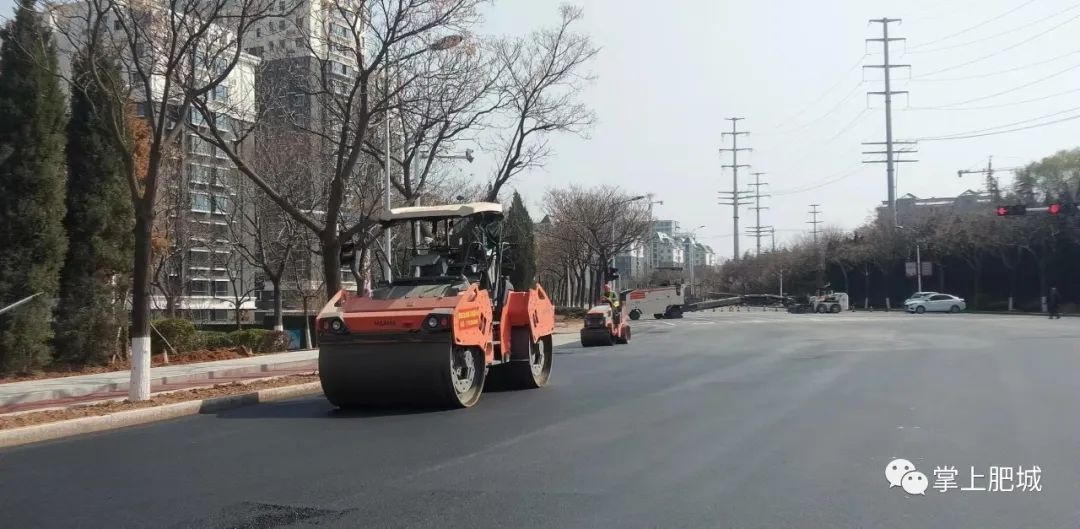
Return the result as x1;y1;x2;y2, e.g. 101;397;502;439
130;206;154;401
302;297;312;349
321;234;342;299
271;277;283;331
234;298;243;331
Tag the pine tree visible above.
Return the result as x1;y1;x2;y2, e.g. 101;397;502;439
505;191;537;290
0;0;69;374
53;51;134;367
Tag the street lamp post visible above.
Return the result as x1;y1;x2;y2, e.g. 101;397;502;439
610;195;647;293
382;35;465;282
895;225;922;293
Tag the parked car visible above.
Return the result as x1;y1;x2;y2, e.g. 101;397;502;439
906;293;966;314
904;291;938;304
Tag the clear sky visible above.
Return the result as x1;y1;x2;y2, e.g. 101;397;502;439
9;0;1080;259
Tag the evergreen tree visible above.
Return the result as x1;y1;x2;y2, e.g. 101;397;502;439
53;50;134;366
505;191;537;290
0;0;69;374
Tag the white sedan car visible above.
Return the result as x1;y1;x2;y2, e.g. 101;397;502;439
906;293;966;314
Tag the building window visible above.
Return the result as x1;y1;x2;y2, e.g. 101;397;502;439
188;135;214;156
213;281;228;296
295;37;304;48
114;19;122;30
212;195;230;215
278;0;285;11
268;40;275;50
278;19;286;30
191;192;212;212
188;163;211;184
189;280;210;296
211;84;229;103
190;111;207;127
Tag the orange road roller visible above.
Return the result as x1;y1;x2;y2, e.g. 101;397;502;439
316;202;555;409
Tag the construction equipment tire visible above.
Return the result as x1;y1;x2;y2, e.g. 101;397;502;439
500;331;552;389
829;304;841;314
629;309;641;321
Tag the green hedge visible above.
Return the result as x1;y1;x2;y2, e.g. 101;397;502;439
197;331;234;349
226;329;290;353
151;318;198;354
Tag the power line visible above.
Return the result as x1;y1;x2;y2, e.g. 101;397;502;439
912;46;1080;82
909;0;1038;48
907;0;1078;54
759;54;868;131
927;59;1080;108
903;86;1080;112
915;106;1080;141
918;10;1080;77
766;81;866;135
772;164;865;196
919;113;1080;141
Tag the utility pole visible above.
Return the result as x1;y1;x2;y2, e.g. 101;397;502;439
958;156;1021;201
864;18;916;228
719;117;751;261
746;172;771;256
808;204;824;287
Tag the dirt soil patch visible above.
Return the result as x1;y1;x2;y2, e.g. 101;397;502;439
0;347;260;384
0;373;319;431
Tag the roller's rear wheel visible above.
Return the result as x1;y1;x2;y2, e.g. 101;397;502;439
508;334;553;389
629;309;641;321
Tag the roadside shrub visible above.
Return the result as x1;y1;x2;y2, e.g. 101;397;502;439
197;331;234;350
260;330;290;353
227;329;263;352
151;318;197;354
555;307;587;319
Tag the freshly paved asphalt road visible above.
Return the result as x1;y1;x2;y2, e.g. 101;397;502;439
3;310;1079;528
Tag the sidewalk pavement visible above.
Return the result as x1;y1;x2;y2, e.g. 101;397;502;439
0;349;319;414
1;330;583;415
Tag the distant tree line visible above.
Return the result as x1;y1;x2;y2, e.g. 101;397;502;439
719;148;1080;312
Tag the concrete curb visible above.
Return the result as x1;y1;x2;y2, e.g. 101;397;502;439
0;382;322;450
2;354;318;407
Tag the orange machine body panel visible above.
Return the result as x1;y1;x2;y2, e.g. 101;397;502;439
318;284;495;363
499;284;556;360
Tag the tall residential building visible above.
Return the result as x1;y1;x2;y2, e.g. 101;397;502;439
243;0;364;329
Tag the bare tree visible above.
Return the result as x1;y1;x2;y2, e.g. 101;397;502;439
542;185;651;303
190;0;485;298
485;4;598;201
47;0;276;399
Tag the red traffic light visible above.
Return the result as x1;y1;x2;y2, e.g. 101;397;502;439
996;205;1027;216
1049;203;1062;215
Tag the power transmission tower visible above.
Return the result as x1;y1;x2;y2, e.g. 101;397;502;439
746;172;772;256
808;204;824;287
864;18;917;228
807;204;823;244
719;117;751;261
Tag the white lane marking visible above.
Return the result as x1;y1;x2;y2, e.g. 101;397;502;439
659;321;676;327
